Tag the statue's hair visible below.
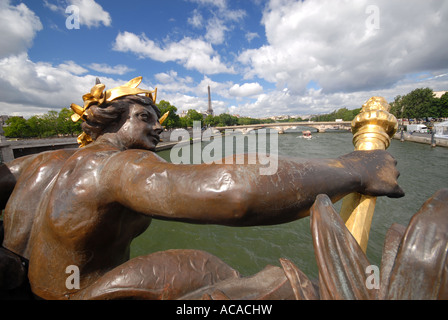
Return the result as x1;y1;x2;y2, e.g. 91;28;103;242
81;95;161;140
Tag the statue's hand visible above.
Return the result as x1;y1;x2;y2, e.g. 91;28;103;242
342;150;405;198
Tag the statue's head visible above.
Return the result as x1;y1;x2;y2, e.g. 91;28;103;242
71;77;166;150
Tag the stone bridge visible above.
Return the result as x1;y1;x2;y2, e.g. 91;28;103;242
215;121;352;134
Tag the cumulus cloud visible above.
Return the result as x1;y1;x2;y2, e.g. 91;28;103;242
44;0;111;28
187;9;203;28
188;0;227;10
71;0;111;28
229;83;263;97
187;0;245;45
230;74;448;118
113;31;235;75
2;0;447;119
58;61;88;75
245;32;260;43
0;53;128;116
87;63;134;75
205;17;228;45
0;0;43;59
154;70;196;96
152;72;235;115
239;0;448;96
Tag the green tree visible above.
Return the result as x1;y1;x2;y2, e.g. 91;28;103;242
27;115;45;138
237;117;261;125
181;109;204;127
58;108;82;136
217;113;238;126
436;92;448;118
4;117;30;138
40;110;59;137
310;107;360;122
204;115;219;127
157;100;181;129
390;95;404;118
401;88;435;119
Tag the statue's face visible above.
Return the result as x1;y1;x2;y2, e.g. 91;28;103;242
116;103;163;151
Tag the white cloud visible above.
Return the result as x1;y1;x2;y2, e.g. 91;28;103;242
70;0;111;28
187;9;203;28
229;73;448;118
87;63;134;75
44;0;111;28
2;0;447;119
152;72;235;114
229;83;263;97
205;17;228;45
187;0;246;46
58;61;88;75
245;32;259;43
43;0;60;12
113;31;235;75
239;0;448;96
0;53;128;116
154;70;196;96
0;1;42;59
188;0;227;10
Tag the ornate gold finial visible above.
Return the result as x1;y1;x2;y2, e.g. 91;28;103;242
70;77;158;147
340;96;398;253
351;97;398;151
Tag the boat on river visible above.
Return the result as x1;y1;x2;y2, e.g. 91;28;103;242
302;130;312;139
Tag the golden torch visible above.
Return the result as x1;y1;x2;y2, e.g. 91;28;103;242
340;97;398;253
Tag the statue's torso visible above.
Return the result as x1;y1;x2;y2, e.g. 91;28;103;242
4;145;153;299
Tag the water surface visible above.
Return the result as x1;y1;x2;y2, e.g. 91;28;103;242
131;132;448;279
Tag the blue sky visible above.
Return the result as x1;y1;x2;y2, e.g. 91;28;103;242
1;0;447;118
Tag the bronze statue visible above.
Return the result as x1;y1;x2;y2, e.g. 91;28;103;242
0;77;409;300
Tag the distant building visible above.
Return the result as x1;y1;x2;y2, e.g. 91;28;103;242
0;115;11;126
434;91;447;98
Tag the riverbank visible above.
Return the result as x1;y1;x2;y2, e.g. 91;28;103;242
393;132;448;148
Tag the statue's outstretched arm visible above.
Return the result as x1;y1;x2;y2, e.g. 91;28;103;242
102;149;403;227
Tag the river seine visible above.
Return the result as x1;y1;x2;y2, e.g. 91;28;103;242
130;131;448;279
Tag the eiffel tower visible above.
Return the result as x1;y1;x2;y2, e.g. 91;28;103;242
206;85;214;116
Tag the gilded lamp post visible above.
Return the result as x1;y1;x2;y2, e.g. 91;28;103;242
340;97;398;252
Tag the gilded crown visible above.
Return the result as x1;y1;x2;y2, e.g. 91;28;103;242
70;76;168;148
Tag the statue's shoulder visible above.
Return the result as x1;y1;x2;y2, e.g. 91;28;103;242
112;148;167;164
10;149;76;180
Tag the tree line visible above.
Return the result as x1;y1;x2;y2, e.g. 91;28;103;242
389;88;448;120
3;88;447;138
310;107;362;122
156;100;294;129
3;101;277;139
3;108;82;139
